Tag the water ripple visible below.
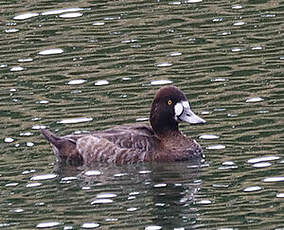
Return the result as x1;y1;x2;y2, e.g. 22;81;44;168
1;0;284;229
243;186;262;192
36;222;61;228
41;8;85;16
150;80;173;86
67;79;86;85
91;199;113;204
247;156;280;164
13;12;39;20
81;223;100;229
30;174;57;181
58;117;93;124
38;48;64;55
59;12;83;18
263;177;284;183
199;134;219;140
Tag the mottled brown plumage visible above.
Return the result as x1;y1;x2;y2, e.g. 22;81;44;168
41;86;206;166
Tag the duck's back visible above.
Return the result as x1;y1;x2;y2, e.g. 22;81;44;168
42;124;160;165
77;124;160;164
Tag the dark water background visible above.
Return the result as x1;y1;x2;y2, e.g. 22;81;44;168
1;0;284;229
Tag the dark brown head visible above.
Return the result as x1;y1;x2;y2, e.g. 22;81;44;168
150;86;206;136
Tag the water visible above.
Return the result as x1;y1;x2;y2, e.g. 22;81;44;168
1;0;284;229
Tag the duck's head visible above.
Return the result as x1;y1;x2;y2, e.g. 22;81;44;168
150;85;206;135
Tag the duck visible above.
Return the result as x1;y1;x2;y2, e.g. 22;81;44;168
41;85;206;166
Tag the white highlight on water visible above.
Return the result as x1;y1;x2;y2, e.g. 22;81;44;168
42;8;84;16
247;156;279;164
145;226;162;230
36;222;61;228
206;144;226;150
31;174;57;181
95;80;109;86
96;193;117;199
91;199;113;204
68;79;86;85
4;137;14;143
263;177;284;182
81;223;100;229
150;80;173;86
59;12;83;18
10;66;24;72
84;170;102;176
156;62;173;67
199;134;219;140
38;48;64;55
26;182;42;188
58;117;93;124
246;97;264;103
14;12;39;20
243;186;262;192
196;199;212;205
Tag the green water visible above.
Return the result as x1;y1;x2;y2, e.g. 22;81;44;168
1;0;284;229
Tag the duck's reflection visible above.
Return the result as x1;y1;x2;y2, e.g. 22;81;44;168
55;161;203;229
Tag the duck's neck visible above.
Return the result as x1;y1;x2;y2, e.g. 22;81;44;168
154;126;182;140
150;119;178;136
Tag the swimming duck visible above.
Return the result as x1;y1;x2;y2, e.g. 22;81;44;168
41;85;206;166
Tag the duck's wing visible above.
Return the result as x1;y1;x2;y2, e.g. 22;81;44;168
42;124;158;165
71;124;158;164
92;124;156;150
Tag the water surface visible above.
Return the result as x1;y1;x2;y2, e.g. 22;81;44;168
1;0;284;229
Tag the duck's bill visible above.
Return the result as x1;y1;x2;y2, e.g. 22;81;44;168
179;107;206;124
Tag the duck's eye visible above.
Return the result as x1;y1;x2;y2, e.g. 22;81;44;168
167;100;172;106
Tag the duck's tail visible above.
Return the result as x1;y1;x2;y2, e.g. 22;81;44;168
40;129;83;166
40;129;62;149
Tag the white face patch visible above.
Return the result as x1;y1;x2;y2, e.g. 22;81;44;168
174;102;183;117
182;101;190;109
